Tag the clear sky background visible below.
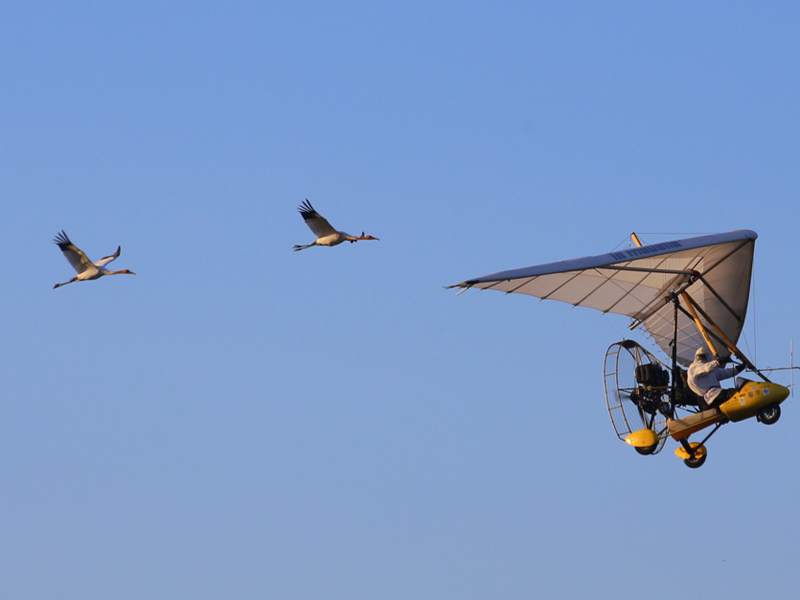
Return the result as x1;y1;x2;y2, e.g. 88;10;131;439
3;2;800;599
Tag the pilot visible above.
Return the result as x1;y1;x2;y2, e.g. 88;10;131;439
687;347;746;409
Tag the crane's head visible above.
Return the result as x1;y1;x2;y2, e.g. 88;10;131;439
359;232;379;241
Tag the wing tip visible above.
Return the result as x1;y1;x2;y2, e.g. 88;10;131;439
53;230;71;248
445;282;476;296
298;199;316;215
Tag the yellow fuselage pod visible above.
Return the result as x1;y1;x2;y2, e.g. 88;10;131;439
625;428;658;448
719;381;790;422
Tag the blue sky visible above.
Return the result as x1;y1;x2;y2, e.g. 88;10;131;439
3;2;800;598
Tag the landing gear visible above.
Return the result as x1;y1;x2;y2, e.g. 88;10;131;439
757;403;781;425
683;453;707;469
635;443;659;455
676;442;708;469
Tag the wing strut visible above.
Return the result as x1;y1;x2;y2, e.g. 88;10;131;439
680;291;770;382
681;292;721;358
669;295;679;416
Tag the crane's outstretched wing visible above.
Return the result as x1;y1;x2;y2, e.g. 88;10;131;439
298;200;337;238
53;231;95;274
449;230;757;366
94;246;121;268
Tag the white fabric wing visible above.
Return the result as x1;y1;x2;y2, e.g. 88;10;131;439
450;230;757;366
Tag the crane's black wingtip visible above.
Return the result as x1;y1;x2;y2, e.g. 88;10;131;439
53;230;71;248
297;199;318;219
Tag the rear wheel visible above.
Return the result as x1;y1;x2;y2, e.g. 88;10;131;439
757;403;781;425
635;443;658;455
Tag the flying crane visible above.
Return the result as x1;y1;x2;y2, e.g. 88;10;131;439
293;200;379;251
53;231;136;289
449;230;792;468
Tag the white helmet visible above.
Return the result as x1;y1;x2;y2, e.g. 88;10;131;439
694;347;709;361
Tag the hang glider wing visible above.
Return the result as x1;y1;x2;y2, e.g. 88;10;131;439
449;230;757;366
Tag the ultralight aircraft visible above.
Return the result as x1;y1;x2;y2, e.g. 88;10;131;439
449;230;793;468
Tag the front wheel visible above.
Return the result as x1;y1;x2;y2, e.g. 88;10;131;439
757;403;781;425
684;453;707;469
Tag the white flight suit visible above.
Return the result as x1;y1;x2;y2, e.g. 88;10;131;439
687;358;739;407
